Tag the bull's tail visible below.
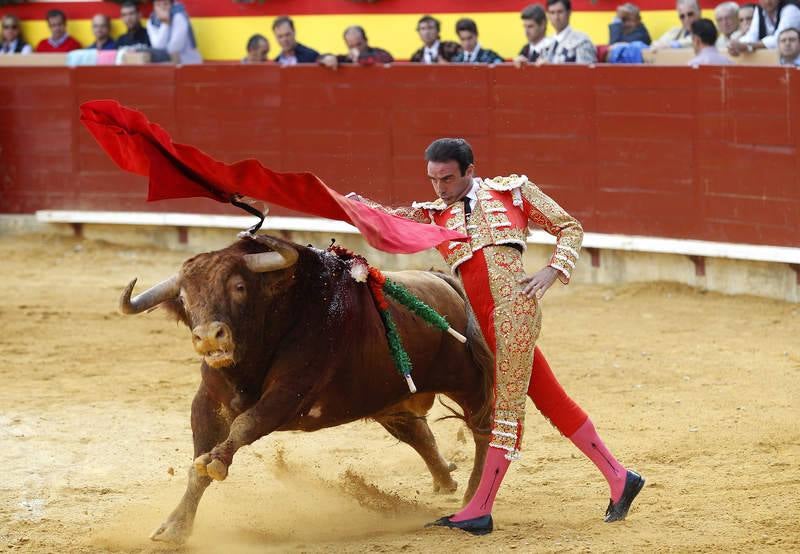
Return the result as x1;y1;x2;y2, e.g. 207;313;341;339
431;272;494;435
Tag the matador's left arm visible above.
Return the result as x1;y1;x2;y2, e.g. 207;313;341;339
519;181;583;284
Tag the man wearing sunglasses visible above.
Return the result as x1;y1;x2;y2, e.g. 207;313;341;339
1;15;32;54
652;0;701;49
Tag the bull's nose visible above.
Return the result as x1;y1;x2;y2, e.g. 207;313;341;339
191;321;232;353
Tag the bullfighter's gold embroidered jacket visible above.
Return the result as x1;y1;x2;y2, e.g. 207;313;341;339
363;174;583;283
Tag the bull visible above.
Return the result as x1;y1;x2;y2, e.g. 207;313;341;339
119;235;494;544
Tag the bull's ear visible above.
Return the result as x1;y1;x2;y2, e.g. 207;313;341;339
161;297;190;327
243;237;298;273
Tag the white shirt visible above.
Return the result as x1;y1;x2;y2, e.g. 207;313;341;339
740;4;800;49
463;43;483;62
554;26;571;45
781;52;800;66
462;178;480;212
528;36;553;59
423;40;440;63
688;46;733;65
147;12;202;64
0;39;32;55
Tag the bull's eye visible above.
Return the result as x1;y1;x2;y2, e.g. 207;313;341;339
235;283;245;293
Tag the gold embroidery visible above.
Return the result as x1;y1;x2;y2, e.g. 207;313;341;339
483;174;528;191
484;245;541;458
360;198;432;224
519;181;583;284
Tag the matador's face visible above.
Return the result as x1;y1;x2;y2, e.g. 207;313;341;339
427;160;474;206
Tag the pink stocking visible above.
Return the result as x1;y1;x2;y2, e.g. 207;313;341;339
450;447;511;521
569;418;627;502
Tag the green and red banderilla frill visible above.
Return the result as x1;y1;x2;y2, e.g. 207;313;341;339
329;244;466;393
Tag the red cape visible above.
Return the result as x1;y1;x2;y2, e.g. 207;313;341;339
79;100;466;254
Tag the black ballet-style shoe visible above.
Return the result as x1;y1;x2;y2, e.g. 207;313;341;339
604;469;645;523
425;514;494;535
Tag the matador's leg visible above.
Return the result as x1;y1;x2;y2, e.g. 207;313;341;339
430;246;539;532
528;348;644;521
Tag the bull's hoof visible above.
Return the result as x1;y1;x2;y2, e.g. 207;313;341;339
433;477;458;494
207;459;228;481
193;454;228;481
193;453;212;477
150;518;191;544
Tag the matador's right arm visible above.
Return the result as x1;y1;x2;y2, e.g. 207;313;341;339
349;194;433;224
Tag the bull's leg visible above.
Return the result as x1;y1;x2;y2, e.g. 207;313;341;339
376;410;458;494
193;377;314;481
150;385;229;544
444;392;492;506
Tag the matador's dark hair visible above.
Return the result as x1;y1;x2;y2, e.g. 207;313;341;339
424;138;474;175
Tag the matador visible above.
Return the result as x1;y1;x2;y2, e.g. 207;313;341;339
353;138;645;535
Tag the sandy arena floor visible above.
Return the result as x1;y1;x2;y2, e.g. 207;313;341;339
0;233;798;553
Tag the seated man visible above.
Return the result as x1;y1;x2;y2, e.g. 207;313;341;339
117;1;150;48
35;9;82;52
451;18;504;63
688;17;734;62
778;26;800;64
147;0;202;64
542;0;597;63
514;4;553;66
410;14;461;63
609;3;652;44
272;15;320;65
714;1;741;48
319;25;393;68
652;0;701;49
737;3;757;37
1;14;32;54
729;0;800;54
243;34;269;63
89;14;117;50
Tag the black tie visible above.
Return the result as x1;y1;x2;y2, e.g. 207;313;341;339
462;196;472;215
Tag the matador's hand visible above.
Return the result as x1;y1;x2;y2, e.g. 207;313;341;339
519;266;559;299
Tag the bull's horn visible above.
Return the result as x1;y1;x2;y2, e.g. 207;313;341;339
119;275;179;315
244;238;299;273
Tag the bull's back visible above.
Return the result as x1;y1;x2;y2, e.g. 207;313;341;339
382;270;468;331
282;269;479;432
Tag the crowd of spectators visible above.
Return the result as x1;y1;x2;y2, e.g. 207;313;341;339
1;0;799;67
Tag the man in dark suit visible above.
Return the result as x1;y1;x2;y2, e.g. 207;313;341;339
272;15;320;65
451;18;504;63
117;1;150;48
319;25;393;68
514;4;553;66
410;14;461;63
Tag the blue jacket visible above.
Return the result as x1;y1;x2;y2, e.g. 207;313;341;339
275;42;320;63
609;21;652;45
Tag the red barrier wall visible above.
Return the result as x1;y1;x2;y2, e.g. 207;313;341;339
1;65;798;247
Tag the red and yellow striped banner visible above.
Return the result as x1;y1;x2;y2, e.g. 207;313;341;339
7;0;683;60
